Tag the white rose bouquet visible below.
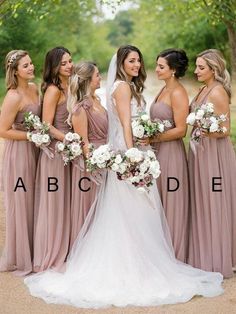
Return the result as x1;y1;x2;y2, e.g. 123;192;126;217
111;148;161;192
86;144;116;172
186;102;227;142
56;132;84;165
24;112;51;147
131;112;172;143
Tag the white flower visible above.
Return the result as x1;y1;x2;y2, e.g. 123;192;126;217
206;102;214;113
131;120;139;128
132;125;145;138
115;154;122;164
149;160;161;178
111;163;120;171
140;162;148;173
57;142;65;151
209;116;217;123
119;163;127;174
65;132;74;141
72;133;81;140
219;114;227;121
186;112;196;125
196;109;205;119
71;143;82;155
140;114;149;121
33;121;42;129
42;134;50;143
158;123;165;133
146;150;155;159
31;133;40;143
125;148;143;162
222;126;227;133
209;122;219;133
163;120;172;128
130;176;140;183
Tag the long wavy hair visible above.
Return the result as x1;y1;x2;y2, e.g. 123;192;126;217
41;46;71;95
67;61;96;124
116;45;146;105
5;50;29;90
197;49;231;98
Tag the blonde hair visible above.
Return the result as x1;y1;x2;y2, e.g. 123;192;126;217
67;61;96;123
5;50;29;90
197;49;231;98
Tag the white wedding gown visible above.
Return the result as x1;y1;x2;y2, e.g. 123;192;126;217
24;81;223;308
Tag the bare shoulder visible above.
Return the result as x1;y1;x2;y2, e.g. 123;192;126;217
4;89;21;105
45;84;61;96
208;84;229;103
113;81;131;99
171;84;188;98
170;84;189;109
28;82;39;94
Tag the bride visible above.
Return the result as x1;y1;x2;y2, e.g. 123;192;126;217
24;45;223;308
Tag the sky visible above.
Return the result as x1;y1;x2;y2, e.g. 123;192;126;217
99;0;134;19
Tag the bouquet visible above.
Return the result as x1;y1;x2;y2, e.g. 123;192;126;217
86;145;161;192
24;112;51;147
111;148;161;192
86;144;116;172
131;112;172;142
56;132;84;165
186;102;227;142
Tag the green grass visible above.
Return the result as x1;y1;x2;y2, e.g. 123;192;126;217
0;78;5;104
231;112;236;151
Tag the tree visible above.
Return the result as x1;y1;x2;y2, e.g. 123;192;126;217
136;0;236;80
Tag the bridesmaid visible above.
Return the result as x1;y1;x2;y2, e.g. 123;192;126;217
67;62;108;251
0;50;40;275
188;49;236;278
149;49;189;262
33;47;73;272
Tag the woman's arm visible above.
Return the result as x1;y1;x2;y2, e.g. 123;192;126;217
113;82;133;149
0;90;28;140
42;85;66;141
72;107;89;157
151;86;189;143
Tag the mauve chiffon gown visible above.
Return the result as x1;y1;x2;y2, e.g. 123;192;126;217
150;98;189;262
69;99;108;250
0;103;40;276
33;100;71;272
188;85;236;278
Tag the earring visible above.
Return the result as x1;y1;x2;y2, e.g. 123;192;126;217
172;72;175;77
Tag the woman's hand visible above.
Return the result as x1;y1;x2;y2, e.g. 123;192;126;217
135;137;151;146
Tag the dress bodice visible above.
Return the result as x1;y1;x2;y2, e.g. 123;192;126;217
108;80;145;151
13;103;41;131
72;98;108;146
150;100;175;130
53;101;70;134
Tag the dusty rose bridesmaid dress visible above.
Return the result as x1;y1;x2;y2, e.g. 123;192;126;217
33;101;71;272
0;103;40;276
150;98;189;263
188;85;236;278
69;99;108;251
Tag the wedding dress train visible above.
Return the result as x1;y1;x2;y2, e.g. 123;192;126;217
24;79;223;309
